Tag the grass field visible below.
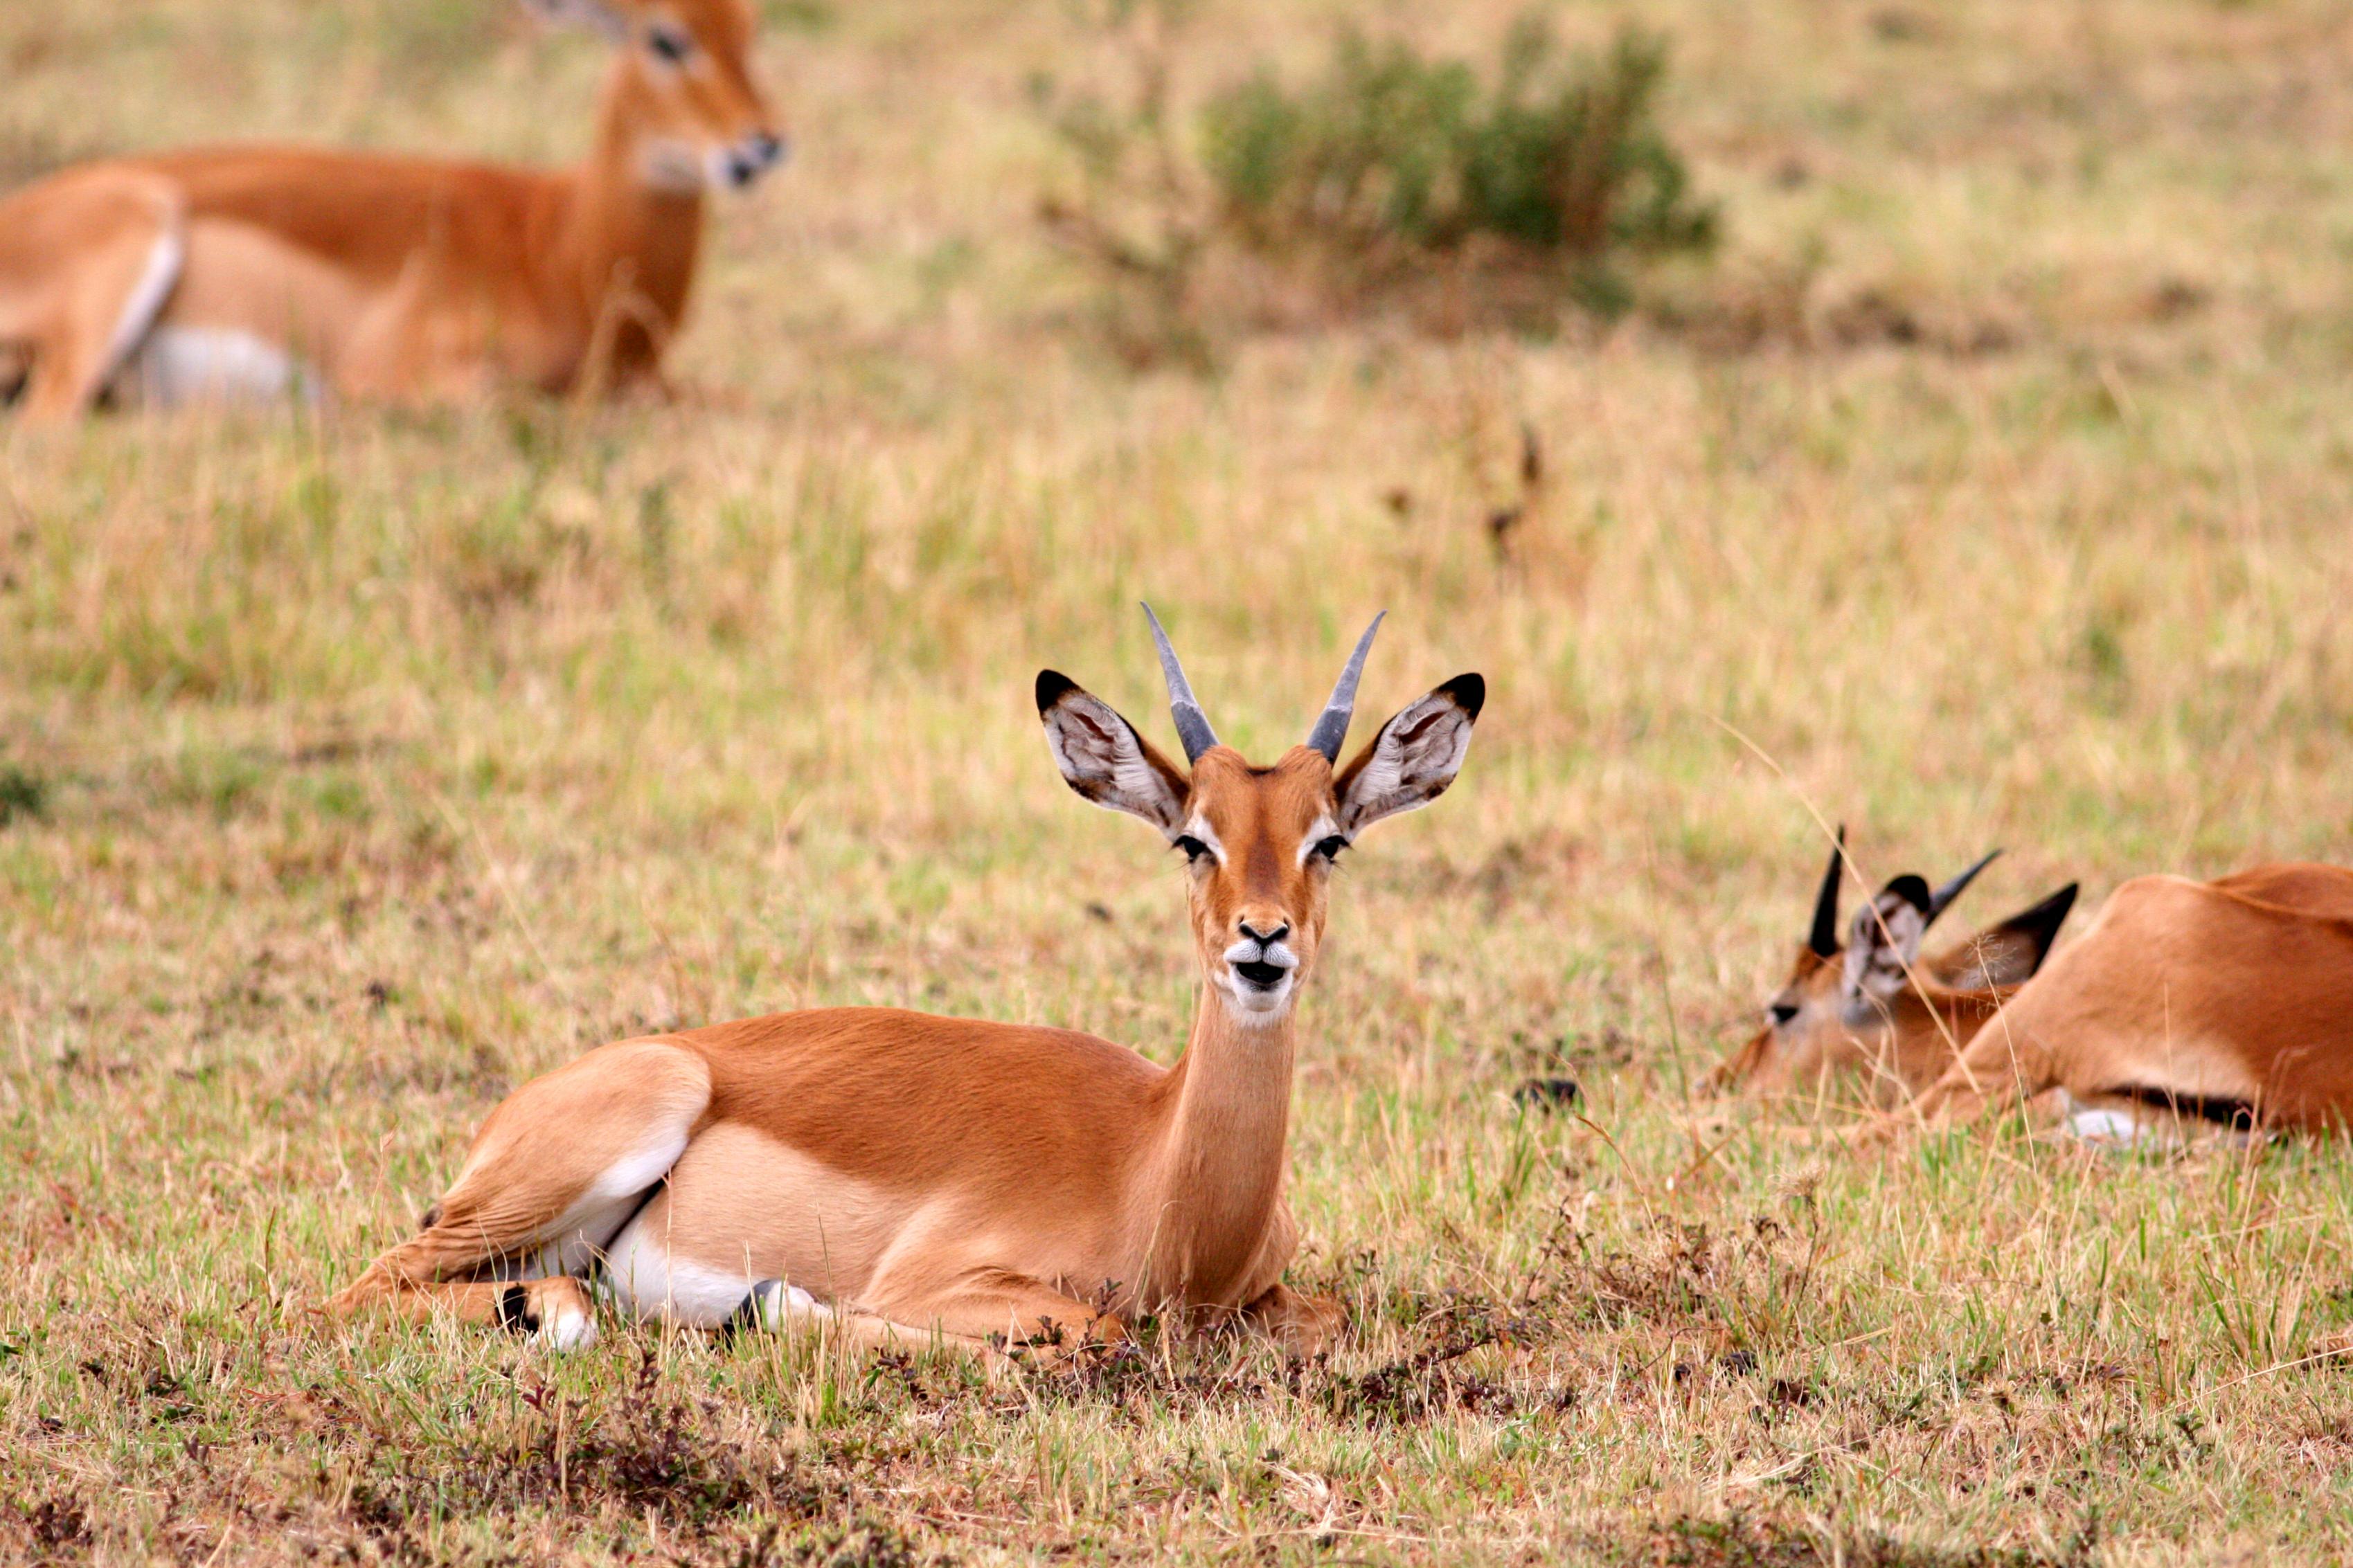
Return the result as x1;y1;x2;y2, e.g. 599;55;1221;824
8;0;2353;1561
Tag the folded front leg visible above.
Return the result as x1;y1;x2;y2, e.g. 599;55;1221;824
325;1274;600;1350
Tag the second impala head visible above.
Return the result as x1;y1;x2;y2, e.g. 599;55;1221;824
1039;608;1483;1025
528;0;787;190
1713;831;2078;1098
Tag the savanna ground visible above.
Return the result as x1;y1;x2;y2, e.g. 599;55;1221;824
6;0;2353;1562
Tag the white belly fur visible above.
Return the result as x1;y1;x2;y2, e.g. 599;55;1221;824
589;1120;906;1325
2059;1091;2258;1151
123;326;310;408
600;1208;832;1328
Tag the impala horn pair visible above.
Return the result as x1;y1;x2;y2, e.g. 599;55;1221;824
1143;603;1383;766
1807;825;2002;959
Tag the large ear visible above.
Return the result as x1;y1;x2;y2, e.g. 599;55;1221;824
1841;875;1931;1000
1037;671;1188;836
520;0;628;39
1926;883;2078;991
1334;674;1484;836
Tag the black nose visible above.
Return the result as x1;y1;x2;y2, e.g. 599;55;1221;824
726;135;787;188
1239;920;1289;947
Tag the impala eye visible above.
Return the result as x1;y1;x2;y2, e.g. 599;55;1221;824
1770;1001;1800;1028
647;24;692;62
1173;835;1214;865
1311;835;1350;863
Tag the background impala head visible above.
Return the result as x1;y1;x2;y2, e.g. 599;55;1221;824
1038;608;1483;1026
530;0;785;189
1713;832;2078;1098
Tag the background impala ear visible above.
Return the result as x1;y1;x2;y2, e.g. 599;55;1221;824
1037;671;1188;835
520;0;629;40
1842;874;1931;1000
1927;883;2079;991
1334;674;1483;835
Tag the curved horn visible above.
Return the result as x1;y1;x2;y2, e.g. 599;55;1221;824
1142;603;1219;764
1305;612;1386;763
1808;824;1846;958
1925;849;2001;928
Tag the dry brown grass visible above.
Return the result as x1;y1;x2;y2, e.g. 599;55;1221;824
6;0;2353;1562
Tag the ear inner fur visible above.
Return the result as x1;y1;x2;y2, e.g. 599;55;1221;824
1334;675;1483;835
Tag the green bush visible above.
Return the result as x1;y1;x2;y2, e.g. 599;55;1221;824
1200;17;1716;291
1032;7;1716;357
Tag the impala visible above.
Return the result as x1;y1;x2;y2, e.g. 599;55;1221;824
328;609;1483;1354
1710;831;2077;1102
1900;862;2353;1137
0;0;780;421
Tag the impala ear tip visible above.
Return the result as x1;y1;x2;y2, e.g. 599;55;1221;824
1440;672;1485;719
1924;846;2005;922
1035;669;1079;713
1883;873;1933;913
2012;882;2081;959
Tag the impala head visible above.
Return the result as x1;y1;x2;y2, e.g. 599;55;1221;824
529;0;786;190
1714;832;2079;1099
1039;608;1483;1027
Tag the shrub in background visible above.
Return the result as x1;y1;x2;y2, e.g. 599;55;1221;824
1201;17;1717;312
1034;6;1718;359
1031;0;1217;366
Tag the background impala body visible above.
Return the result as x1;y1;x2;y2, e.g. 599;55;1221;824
1906;863;2353;1135
1714;833;2078;1103
0;0;780;421
329;611;1483;1353
1723;839;2353;1139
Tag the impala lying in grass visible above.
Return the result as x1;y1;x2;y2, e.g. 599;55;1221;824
0;0;782;420
1900;862;2353;1137
1712;831;2077;1105
329;609;1483;1355
1721;834;2353;1140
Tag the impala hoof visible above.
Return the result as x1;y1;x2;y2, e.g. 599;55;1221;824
540;1300;600;1351
732;1279;828;1334
497;1280;600;1351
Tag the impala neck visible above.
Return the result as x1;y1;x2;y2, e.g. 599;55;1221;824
555;57;706;375
1141;989;1298;1306
1902;985;2013;1087
1934;986;2010;1036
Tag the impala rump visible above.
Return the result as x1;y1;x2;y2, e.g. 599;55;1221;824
1904;864;2353;1138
